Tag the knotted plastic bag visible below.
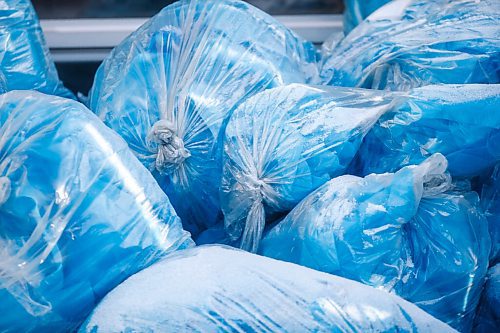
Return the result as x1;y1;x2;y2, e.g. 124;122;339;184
80;245;456;333
0;91;193;332
352;84;500;178
473;264;500;333
220;84;393;252
321;0;500;90
481;164;500;264
343;0;392;33
89;0;318;238
0;0;73;98
261;154;491;331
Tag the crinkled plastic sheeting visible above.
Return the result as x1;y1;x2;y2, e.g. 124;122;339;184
0;0;73;98
0;91;193;332
220;84;393;252
89;0;318;238
481;164;500;264
261;154;491;331
343;0;392;33
320;0;500;90
473;264;500;332
352;84;500;178
80;246;456;333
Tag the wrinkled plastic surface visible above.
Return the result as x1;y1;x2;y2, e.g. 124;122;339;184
352;84;500;178
0;91;193;332
261;154;491;331
481;164;500;264
343;0;392;33
220;84;393;252
0;0;73;98
89;0;318;238
473;264;500;333
321;0;500;90
80;245;456;333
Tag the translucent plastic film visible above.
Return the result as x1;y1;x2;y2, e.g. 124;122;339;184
261;154;491;331
473;264;500;333
80;246;456;333
343;0;392;33
0;0;73;97
352;84;500;178
321;0;500;90
0;91;193;332
220;84;394;252
89;0;319;238
481;164;500;264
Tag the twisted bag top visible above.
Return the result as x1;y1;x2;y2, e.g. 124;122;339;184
88;0;318;237
80;245;456;333
321;0;500;90
220;84;394;252
261;154;491;331
0;91;193;332
0;0;73;98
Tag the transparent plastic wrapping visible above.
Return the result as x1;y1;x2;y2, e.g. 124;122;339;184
88;0;318;238
80;245;456;333
320;0;500;90
473;264;500;333
0;91;193;332
0;0;73;98
220;84;394;252
481;164;500;265
261;154;491;331
343;0;392;33
352;84;500;178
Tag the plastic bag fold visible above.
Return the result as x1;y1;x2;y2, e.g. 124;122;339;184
261;154;491;331
352;84;500;178
481;164;500;265
0;91;193;332
0;0;73;98
89;0;318;238
473;264;500;333
321;0;500;90
343;0;392;33
220;84;393;252
80;245;456;333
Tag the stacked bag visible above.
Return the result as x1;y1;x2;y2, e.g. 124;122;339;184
1;0;498;331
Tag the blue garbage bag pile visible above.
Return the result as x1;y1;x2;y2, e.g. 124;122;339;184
1;0;499;331
0;91;193;332
261;154;491;331
320;0;500;90
80;246;456;333
0;0;72;97
220;84;393;252
88;0;318;238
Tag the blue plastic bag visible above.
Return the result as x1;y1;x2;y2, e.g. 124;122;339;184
473;264;500;333
261;154;491;331
80;245;456;333
481;164;500;264
352;84;500;178
0;91;193;332
343;0;392;33
321;0;500;90
89;0;318;238
220;84;393;252
0;0;73;98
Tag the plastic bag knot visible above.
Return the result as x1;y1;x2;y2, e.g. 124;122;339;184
0;176;11;206
149;120;191;174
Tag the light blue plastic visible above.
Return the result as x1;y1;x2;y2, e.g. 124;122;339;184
80;245;456;333
220;84;393;252
473;264;500;333
352;84;500;178
343;0;392;33
321;0;500;90
0;0;73;98
89;0;318;238
481;164;500;265
261;154;491;332
0;91;193;332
